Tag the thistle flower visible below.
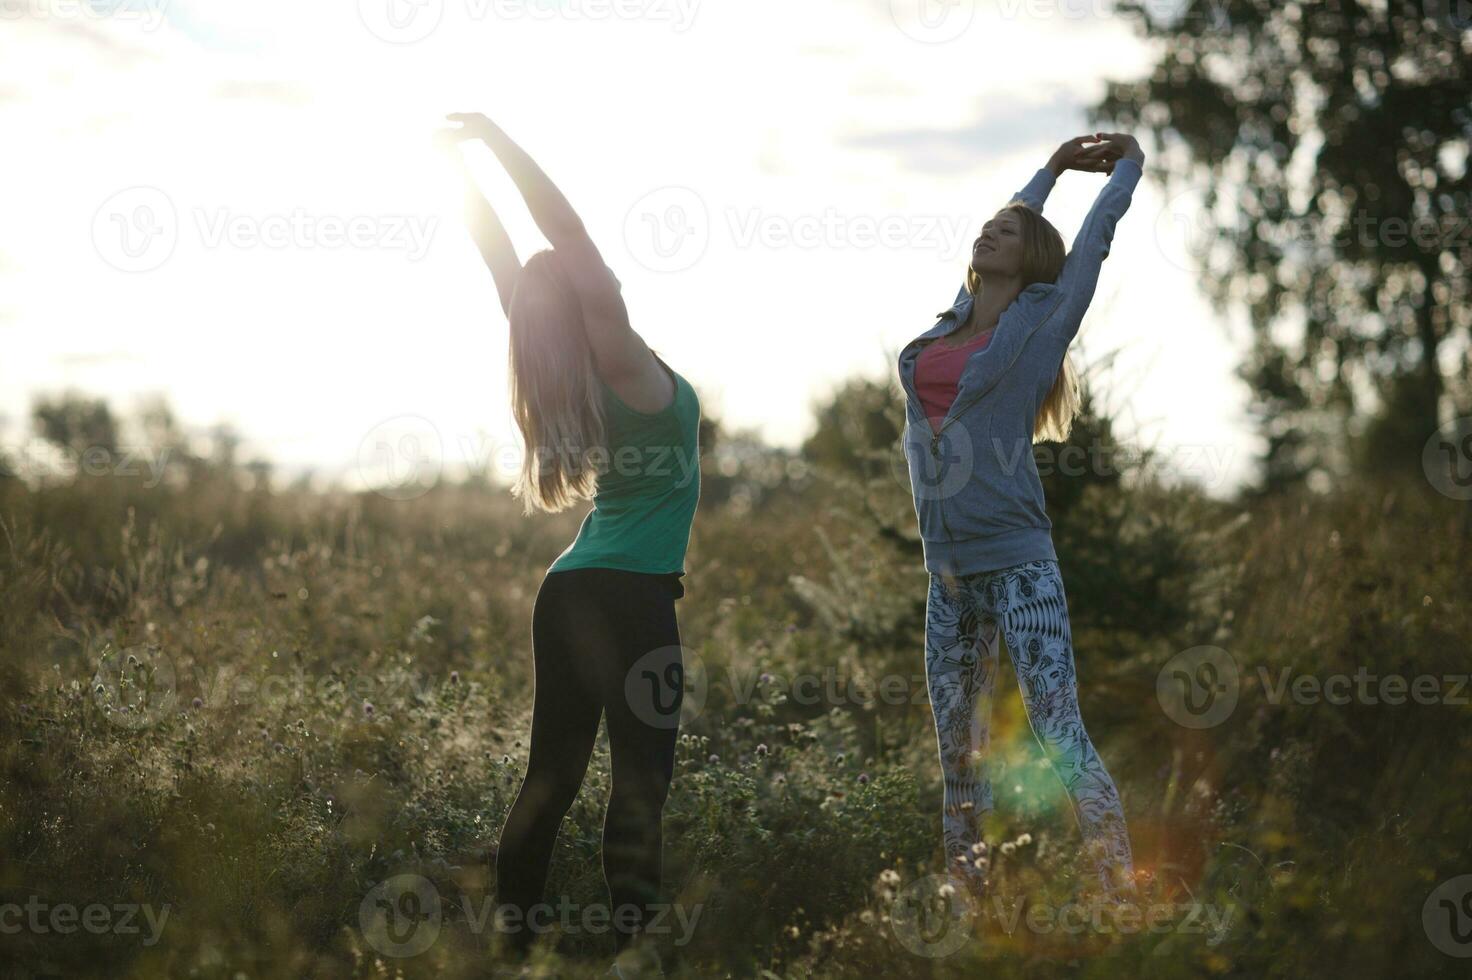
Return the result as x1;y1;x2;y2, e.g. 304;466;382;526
857;772;869;785
363;701;375;717
756;743;769;757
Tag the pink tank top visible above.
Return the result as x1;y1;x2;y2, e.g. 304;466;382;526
914;328;995;429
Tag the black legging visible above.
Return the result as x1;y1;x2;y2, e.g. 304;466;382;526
495;567;685;953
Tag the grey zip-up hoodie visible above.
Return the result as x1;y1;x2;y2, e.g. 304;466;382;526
897;158;1143;577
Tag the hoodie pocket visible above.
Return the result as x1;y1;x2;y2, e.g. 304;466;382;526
942;414;1049;538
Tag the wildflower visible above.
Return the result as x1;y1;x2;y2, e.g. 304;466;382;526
450;670;460;685
759;672;774;684
502;755;511;765
835;753;845;766
363;701;375;717
774;773;787;787
937;883;955;899
970;842;988;855
1000;842;1015;856
756;743;769;757
191;697;203;710
1017;833;1033;846
857;772;869;785
708;754;720;765
879;870;902;887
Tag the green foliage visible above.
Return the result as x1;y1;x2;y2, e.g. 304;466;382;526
0;391;1468;978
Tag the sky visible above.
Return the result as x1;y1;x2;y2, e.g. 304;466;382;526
0;0;1259;495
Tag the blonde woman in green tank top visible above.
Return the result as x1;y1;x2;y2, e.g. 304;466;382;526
440;112;698;979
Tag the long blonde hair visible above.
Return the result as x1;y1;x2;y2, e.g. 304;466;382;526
964;201;1081;444
507;249;606;514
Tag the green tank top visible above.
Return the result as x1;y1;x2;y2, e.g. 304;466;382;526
548;358;701;576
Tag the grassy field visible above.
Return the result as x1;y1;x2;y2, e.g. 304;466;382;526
2;392;1470;979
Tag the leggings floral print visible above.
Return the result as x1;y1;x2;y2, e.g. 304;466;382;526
924;559;1135;896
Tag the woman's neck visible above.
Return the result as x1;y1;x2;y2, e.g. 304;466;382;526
958;277;1023;338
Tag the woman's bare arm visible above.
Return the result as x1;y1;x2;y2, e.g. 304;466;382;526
441;113;655;387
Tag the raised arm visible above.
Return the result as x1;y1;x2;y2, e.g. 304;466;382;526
446;150;521;317
1043;134;1146;346
946;136;1122;310
442;112;651;382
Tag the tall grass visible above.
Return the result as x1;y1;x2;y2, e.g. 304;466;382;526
1;405;1468;978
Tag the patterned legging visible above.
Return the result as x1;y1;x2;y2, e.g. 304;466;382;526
924;559;1134;896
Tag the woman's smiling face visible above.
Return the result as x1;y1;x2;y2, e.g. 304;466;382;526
970;208;1026;278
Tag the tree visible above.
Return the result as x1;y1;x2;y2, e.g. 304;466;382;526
31;392;119;460
1095;1;1471;490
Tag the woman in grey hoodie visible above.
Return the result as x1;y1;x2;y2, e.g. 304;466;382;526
897;133;1145;901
